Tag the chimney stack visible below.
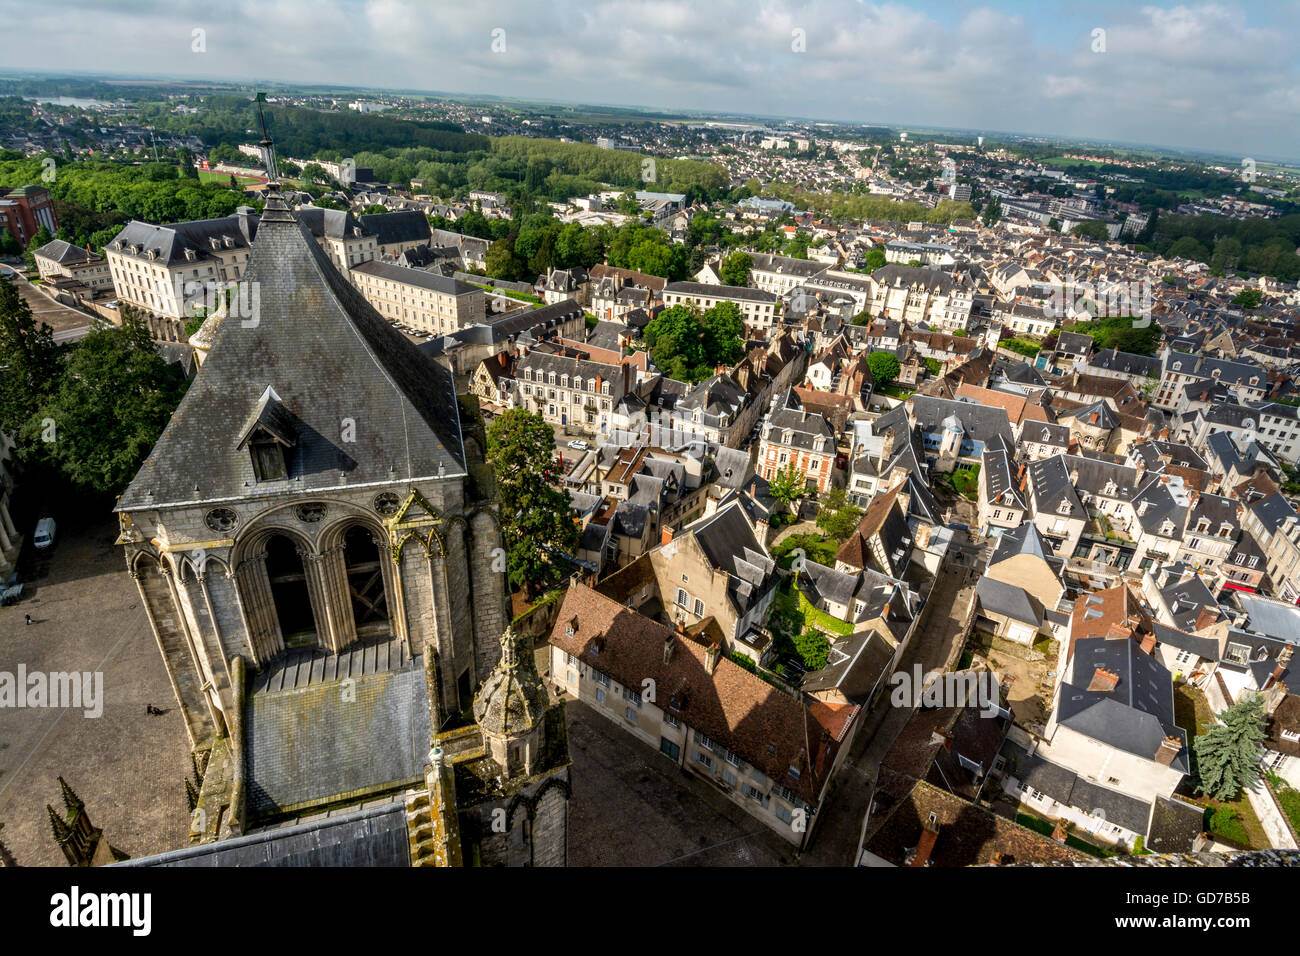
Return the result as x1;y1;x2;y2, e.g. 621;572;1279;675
1154;735;1183;766
1088;667;1120;693
705;642;721;675
660;526;675;546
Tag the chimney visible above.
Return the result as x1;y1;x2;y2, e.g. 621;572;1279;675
908;818;940;867
660;525;675;546
705;641;721;675
1088;667;1120;693
1139;632;1157;656
1193;606;1220;632
1154;735;1183;766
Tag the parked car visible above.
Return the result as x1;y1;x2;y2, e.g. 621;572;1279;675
1;571;22;606
567;440;589;451
33;517;55;550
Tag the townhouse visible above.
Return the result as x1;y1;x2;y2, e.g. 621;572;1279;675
548;582;860;846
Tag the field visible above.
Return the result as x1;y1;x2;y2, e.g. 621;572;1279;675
197;168;265;186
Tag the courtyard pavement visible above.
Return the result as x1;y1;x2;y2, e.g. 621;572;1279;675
0;514;190;866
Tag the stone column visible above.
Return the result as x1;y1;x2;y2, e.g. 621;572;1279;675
317;543;356;651
235;550;282;662
130;564;202;746
162;561;227;738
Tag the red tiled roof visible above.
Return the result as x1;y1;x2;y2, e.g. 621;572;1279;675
549;583;852;802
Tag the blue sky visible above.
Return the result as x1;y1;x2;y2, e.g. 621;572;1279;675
2;0;1297;160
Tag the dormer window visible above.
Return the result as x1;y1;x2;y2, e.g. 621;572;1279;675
1057;499;1071;514
237;386;296;483
1161;520;1175;536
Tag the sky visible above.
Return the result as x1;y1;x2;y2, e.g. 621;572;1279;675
1;0;1297;161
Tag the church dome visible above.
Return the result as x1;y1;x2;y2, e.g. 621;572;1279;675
473;626;549;737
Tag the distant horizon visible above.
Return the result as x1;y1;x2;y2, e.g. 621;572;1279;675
0;0;1295;163
7;67;1297;169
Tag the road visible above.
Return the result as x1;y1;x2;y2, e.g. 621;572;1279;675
798;553;979;865
0;262;92;344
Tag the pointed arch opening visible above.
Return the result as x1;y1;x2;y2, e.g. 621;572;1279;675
344;524;390;637
265;533;317;647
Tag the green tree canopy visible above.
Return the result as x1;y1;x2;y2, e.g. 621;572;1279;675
0;273;62;433
485;407;580;596
815;486;863;541
719;250;753;286
1194;694;1267;802
769;462;809;511
867;350;901;387
24;309;188;495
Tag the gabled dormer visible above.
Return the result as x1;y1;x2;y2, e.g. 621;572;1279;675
237;386;297;482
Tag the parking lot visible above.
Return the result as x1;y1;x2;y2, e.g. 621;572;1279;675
0;513;191;866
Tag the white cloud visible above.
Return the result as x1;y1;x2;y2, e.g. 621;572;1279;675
0;0;1294;158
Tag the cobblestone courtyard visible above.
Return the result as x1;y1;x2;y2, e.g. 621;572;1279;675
0;515;190;866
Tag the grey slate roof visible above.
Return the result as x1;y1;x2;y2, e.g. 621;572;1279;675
1059;636;1187;772
358;209;432;247
117;192;465;511
1003;741;1152;835
351;258;479;296
977;577;1043;626
245;638;431;818
114;801;411;867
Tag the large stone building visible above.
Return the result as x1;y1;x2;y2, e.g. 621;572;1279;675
112;185;564;862
105;205;379;341
350;259;486;334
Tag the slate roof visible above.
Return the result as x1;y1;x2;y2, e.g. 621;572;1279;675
977;577;1043;626
33;238;102;266
1145;795;1206;854
114;801;411;867
1002;741;1153;835
117;190;465;511
1059;636;1188;772
358;209;432;247
686;502;776;617
351;258;480;296
912;394;1015;446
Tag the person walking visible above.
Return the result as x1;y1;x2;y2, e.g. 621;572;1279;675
24;614;31;625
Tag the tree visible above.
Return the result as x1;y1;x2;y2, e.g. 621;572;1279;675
0;273;62;433
1232;288;1264;309
23;225;53;271
1071;220;1110;242
701;301;745;368
25;310;188;495
794;628;830;671
981;197;1002;226
718;250;753;286
861;245;887;272
485;235;527;281
301;162;331;185
485;408;580;596
815;486;863;541
769;462;809;512
1194;695;1267;802
867;350;901;388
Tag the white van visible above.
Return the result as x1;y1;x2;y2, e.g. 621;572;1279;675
33;517;55;550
